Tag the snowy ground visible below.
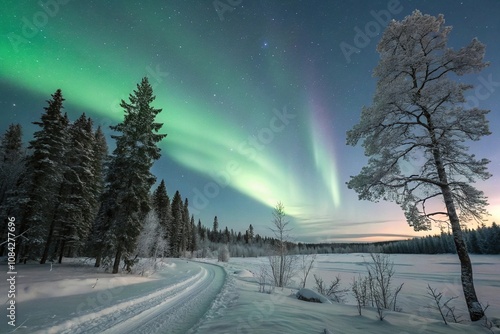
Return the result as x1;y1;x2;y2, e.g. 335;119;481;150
194;254;500;334
1;254;499;333
0;259;225;333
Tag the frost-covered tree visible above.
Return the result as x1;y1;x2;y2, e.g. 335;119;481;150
83;126;108;264
0;124;23;161
0;124;26;256
346;11;490;321
136;210;167;258
91;126;108;213
53;114;98;263
0;124;24;198
95;77;167;273
21;90;69;262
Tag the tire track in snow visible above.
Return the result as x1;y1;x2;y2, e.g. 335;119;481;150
124;263;225;334
34;262;224;334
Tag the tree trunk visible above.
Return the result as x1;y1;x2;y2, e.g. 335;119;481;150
442;185;484;321
94;251;102;267
427;113;484;322
40;218;57;264
112;248;121;274
58;240;66;264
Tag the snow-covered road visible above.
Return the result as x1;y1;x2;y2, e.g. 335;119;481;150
2;260;226;334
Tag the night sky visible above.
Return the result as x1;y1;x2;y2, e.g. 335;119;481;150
1;0;499;243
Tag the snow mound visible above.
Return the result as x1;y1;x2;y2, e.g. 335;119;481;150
296;288;332;304
233;269;254;278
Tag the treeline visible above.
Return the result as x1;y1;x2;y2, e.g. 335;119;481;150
0;94;108;265
0;78;181;272
0;77;284;272
297;224;500;255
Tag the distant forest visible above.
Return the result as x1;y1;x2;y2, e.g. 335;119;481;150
297;224;500;255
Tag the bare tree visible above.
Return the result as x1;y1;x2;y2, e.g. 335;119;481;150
346;10;490;321
352;274;370;315
365;253;403;320
299;254;317;289
426;284;462;325
313;274;348;303
256;264;270;293
268;202;297;288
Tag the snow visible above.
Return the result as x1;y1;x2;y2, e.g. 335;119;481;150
195;254;500;333
233;269;254;278
296;288;332;304
0;259;225;333
1;254;499;333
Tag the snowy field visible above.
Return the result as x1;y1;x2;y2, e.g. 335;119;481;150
1;254;499;333
200;254;500;333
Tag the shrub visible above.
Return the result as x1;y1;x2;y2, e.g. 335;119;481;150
218;245;230;262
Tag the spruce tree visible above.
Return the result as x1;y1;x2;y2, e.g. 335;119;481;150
91;126;108;215
180;198;190;254
248;224;254;244
153;180;169;227
189;215;197;253
21;90;69;263
53;114;97;263
0;124;25;256
0;124;24;209
212;216;219;242
95;77;167;273
152;179;172;255
170;190;183;257
197;219;203;240
88;126;110;267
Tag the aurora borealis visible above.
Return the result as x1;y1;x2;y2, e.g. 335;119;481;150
1;0;499;242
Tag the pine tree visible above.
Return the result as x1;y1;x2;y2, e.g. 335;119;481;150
91;126;108;215
0;124;23;163
489;223;500;254
223;226;230;244
84;126;108;265
180;198;190;254
0;124;25;256
212;216;219;242
197;219;203;240
54;114;98;263
94;77;167;273
152;180;171;254
170;190;183;257
189;215;197;253
248;224;254;244
21;90;69;263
